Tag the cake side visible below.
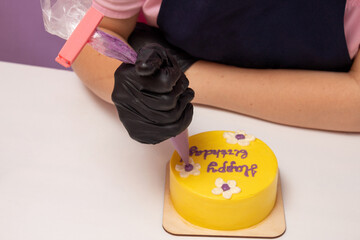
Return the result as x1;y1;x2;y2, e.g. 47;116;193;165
169;130;278;230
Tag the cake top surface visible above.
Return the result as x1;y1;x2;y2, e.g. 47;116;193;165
170;130;278;200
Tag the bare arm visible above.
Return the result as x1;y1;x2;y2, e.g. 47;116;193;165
72;16;360;132
186;54;360;132
72;15;138;103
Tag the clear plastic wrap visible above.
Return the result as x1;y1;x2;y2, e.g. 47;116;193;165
41;0;137;64
40;0;92;40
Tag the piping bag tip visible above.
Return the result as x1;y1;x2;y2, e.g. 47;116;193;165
171;129;190;165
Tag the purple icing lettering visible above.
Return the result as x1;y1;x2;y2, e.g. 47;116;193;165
207;161;257;177
218;161;228;173
240;150;248;159
189;146;197;156
235;149;248;159
189;146;248;160
220;150;228;158
226;161;236;172
203;150;212;160
249;164;258;177
195;150;203;156
214;150;220;158
207;162;218;173
235;165;249;176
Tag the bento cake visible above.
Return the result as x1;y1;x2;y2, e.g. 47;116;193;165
169;130;278;230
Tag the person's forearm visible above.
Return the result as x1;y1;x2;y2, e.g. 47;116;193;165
72;16;138;103
72;44;120;103
186;59;360;132
71;15;360;132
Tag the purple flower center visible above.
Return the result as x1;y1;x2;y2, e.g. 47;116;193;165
221;183;231;191
235;134;245;140
184;164;194;172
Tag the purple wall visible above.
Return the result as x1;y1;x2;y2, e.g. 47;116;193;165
0;0;68;70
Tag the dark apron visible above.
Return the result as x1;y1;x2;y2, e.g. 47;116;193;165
157;0;352;72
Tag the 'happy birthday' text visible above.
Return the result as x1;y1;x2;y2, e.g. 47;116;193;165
189;146;248;159
207;161;258;177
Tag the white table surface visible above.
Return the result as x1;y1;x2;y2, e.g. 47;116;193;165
0;61;359;240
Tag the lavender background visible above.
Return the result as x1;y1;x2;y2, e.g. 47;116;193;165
0;0;67;70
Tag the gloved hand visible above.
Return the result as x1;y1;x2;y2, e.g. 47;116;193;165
112;43;194;144
128;23;198;73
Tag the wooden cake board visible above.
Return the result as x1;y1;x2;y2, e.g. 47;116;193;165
162;163;286;238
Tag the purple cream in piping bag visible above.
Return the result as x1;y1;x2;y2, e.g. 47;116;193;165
89;29;137;64
97;29;190;164
171;130;190;165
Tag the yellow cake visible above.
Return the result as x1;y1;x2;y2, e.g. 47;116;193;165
169;130;278;230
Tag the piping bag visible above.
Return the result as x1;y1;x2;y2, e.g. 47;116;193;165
41;0;190;164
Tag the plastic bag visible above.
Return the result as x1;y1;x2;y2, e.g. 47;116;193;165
40;0;92;40
41;0;137;64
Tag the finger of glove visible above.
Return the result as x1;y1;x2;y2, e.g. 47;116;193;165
166;47;198;73
115;105;168;144
112;65;193;122
128;23;174;53
128;23;198;73
135;43;173;76
130;88;194;124
116;79;194;124
117;62;182;94
146;88;194;124
119;103;194;144
135;44;164;76
131;74;190;111
133;44;182;93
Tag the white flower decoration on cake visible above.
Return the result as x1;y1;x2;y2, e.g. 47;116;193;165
223;130;255;146
175;158;201;178
211;178;241;199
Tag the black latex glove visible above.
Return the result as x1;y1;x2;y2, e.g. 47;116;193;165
112;43;194;144
128;23;198;73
